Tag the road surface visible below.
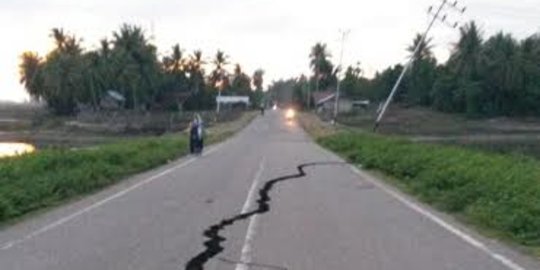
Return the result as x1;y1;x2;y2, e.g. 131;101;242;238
0;110;538;270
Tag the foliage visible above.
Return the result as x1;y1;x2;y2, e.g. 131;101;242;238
0;136;187;221
19;26;261;115
319;132;540;246
267;78;298;107
309;43;337;91
340;63;370;99
331;21;540;118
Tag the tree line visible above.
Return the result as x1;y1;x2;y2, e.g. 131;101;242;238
271;21;540;118
19;24;265;115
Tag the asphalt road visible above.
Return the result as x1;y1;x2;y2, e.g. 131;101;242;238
0;110;539;270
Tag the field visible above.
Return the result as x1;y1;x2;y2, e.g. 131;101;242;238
0;102;244;149
337;105;540;159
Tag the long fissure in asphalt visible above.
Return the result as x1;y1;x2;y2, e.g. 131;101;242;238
184;161;347;270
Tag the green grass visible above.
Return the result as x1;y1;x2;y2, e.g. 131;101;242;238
318;132;540;249
0;136;188;222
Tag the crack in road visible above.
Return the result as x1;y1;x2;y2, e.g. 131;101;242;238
184;161;347;270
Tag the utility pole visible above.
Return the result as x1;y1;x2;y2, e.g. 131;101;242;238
216;70;225;114
307;80;311;110
373;0;466;131
333;29;351;124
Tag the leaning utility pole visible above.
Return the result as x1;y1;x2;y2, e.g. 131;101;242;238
373;0;466;131
333;29;351;123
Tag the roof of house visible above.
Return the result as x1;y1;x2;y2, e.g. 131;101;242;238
313;91;335;106
106;90;125;102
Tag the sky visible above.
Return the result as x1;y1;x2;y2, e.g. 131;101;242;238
1;0;540;102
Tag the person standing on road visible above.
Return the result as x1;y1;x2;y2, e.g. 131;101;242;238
189;114;204;154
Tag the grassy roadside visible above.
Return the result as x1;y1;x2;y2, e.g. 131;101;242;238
299;113;540;258
0;111;257;225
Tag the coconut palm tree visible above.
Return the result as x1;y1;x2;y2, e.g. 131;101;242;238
406;34;437;105
252;69;264;91
450;21;483;79
309;43;335;91
188;50;205;94
19;52;44;100
111;24;159;109
407;33;434;62
210;50;229;90
231;64;251;95
481;32;522;115
51;28;67;50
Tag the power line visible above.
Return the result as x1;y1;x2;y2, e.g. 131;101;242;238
373;0;466;131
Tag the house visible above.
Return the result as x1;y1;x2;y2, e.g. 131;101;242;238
100;90;126;110
216;95;250;109
313;91;370;115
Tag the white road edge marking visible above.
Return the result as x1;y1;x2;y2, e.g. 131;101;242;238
348;165;526;270
235;157;265;270
0;143;226;251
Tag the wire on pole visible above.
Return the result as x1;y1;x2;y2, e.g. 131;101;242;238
373;0;466;132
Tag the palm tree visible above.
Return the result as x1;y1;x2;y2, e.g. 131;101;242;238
51;28;67;50
482;32;522;114
405;34;437;105
252;69;264;91
188;50;205;93
309;43;334;91
445;21;485;112
450;21;484;79
407;33;434;62
169;44;183;72
19;52;43;100
213;50;229;70
112;24;158;109
210;50;229;90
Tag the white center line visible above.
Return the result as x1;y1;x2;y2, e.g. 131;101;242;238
235;157;265;270
1;142;227;251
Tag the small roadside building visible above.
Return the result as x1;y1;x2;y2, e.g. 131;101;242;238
216;95;250;110
313;91;370;115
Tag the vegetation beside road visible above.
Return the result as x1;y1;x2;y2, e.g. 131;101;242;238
19;26;266;116
300;114;540;256
0;111;257;224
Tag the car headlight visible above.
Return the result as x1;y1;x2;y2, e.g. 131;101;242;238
285;109;295;119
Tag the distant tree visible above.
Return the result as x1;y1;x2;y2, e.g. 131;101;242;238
268;79;296;106
188;50;205;94
209;50;229;91
231;64;252;95
39;28;85;114
448;21;484;113
340;62;370;99
111;24;160;110
252;69;264;91
406;34;438;106
18;26;261;114
250;69;265;106
519;34;540;114
19;52;44;101
369;65;406;102
309;43;336;91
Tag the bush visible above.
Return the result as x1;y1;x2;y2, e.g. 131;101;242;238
0;136;188;223
318;132;540;246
